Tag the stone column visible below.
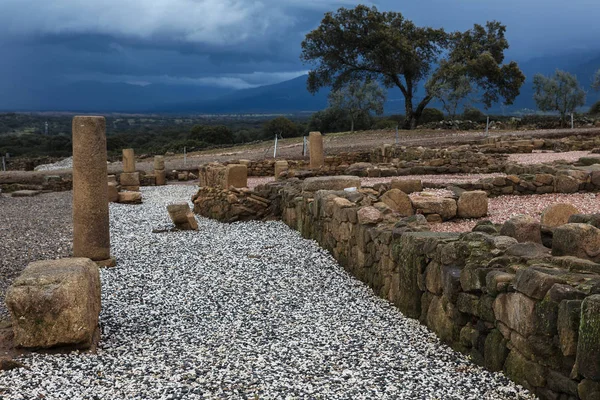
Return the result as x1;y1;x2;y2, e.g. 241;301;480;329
72;116;112;265
154;155;166;186
309;131;324;169
122;148;135;173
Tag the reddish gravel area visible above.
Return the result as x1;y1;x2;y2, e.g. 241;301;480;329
248;176;275;189
247;174;506;190
361;174;506;186
508;150;592;165
434;192;600;233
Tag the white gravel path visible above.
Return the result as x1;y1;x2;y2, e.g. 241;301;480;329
0;186;534;399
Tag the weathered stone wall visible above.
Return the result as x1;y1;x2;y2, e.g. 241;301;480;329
277;187;600;400
372;145;508;174
0;171;73;193
477;135;600;153
452;169;600;197
192;178;600;400
222;152;371;177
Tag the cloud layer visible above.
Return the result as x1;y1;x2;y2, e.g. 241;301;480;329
0;0;599;97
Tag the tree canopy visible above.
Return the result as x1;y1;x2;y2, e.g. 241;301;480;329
593;69;600;91
328;81;386;132
189;125;234;145
263;117;299;139
300;5;525;129
533;70;586;126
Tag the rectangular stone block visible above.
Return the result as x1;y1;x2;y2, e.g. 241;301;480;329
155;169;166;186
107;181;119;202
5;258;101;349
120;172;140;187
198;163;227;188
225;164;248;188
118;191;142;204
122;148;135;173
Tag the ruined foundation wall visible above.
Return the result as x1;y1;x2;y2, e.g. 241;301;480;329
192;179;600;400
277;188;600;400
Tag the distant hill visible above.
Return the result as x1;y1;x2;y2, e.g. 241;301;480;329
157;75;330;114
0;81;233;113
1;49;599;115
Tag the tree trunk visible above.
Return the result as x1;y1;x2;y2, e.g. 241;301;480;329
403;97;415;130
350;117;355;133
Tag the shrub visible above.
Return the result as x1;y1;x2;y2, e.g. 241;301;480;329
589;101;600;116
462;107;486;122
419;108;445;124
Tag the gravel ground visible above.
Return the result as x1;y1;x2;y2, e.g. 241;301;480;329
0;192;73;318
0;186;534;399
34;157;74;171
508;151;592;165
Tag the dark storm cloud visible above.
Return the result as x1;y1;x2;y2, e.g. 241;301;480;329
0;0;599;92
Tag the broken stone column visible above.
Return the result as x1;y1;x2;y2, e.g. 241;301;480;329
274;160;289;179
167;202;198;230
154;155;166;185
309;131;324;169
122;148;136;173
120;149;140;191
72;116;112;265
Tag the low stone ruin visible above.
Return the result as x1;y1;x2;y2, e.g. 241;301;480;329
198;162;248;189
5;258;101;349
193;176;488;224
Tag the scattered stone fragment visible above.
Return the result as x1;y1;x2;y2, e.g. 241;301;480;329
118;191;142;204
10;190;41;197
167;202;198;230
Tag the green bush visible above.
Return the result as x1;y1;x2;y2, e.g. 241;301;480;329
372;119;398;130
462;107;486;122
419;108;445;124
589;101;600;115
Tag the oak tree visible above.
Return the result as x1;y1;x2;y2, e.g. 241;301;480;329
300;5;525;129
533;70;586;126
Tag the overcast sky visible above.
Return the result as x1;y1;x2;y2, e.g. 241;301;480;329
1;0;599;91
